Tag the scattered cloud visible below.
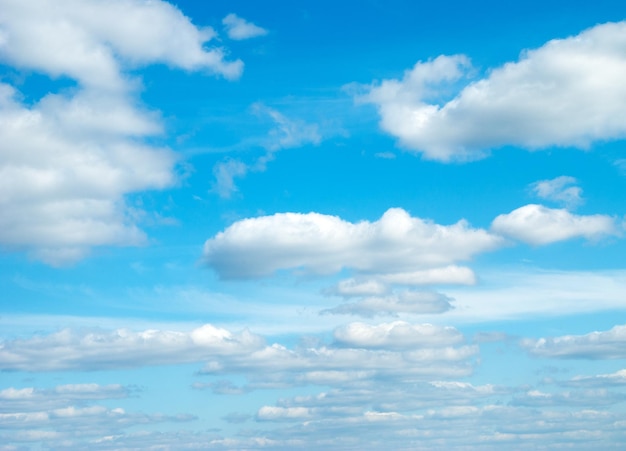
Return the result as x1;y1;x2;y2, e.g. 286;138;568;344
222;13;268;40
332;321;463;349
321;290;454;317
530;176;583;209
562;369;626;388
203;208;503;278
522;324;626;359
360;21;626;161
0;0;244;264
0;324;264;371
0;321;477;382
0;384;130;412
491;204;619;245
211;105;321;198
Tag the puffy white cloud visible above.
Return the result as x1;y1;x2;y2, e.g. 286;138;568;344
491;204;619;245
522;324;626;359
361;22;626;161
333;322;462;349
0;86;175;264
0;0;245;264
0;0;242;89
222;13;268;41
322;290;454;317
0;324;264;371
530;176;583;208
203;208;503;278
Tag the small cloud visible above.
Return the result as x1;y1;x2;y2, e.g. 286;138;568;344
374;151;396;159
222;13;268;40
210;158;248;199
530;176;583;209
491;204;618;245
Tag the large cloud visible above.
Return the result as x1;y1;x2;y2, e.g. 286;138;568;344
203;208;503;279
361;21;626;161
0;322;477;385
491;204;619;245
0;0;243;264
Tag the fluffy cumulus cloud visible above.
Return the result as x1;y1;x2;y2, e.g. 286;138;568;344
530;176;583;208
0;0;242;87
222;13;268;40
203;208;503;278
491;204;619;245
0;0;243;264
522;324;626;359
361;21;626;161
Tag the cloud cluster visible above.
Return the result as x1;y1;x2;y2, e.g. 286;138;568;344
0;0;244;264
203;208;502;278
0;324;264;371
361;21;626;161
0;322;477;385
522;324;626;359
0;382;193;447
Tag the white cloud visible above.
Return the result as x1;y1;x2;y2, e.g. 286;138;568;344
563;369;626;388
511;388;625;407
0;384;129;412
530;176;583;208
360;22;626;161
0;0;245;264
0;322;476;383
203;208;503;278
522;324;626;359
322;290;454;317
0;324;264;371
491;204;619;245
257;406;311;421
210;159;248;199
0;0;242;89
222;13;268;41
327;279;390;297
333;321;463;349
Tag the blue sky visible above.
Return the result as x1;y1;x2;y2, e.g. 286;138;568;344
1;0;626;449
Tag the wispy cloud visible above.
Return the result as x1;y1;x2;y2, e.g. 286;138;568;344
222;13;268;40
